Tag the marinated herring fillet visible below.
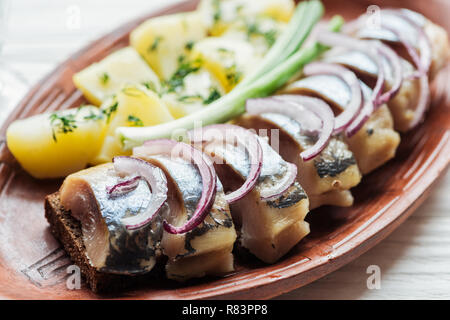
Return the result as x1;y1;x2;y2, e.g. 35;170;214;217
234;113;362;209
285;75;400;174
132;152;237;281
348;8;449;81
193;133;310;263
59;163;159;274
323;47;426;132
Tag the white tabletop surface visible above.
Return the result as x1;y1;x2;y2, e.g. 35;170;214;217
1;0;449;300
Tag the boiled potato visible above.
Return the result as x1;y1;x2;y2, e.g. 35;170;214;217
191;37;259;92
73;47;161;106
222;16;287;56
162;68;225;118
6;106;106;179
198;0;294;36
91;84;174;164
130;12;207;80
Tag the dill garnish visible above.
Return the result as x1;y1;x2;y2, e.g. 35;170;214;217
102;101;119;123
83;111;104;121
163;56;202;93
212;0;221;23
203;87;221;104
246;22;278;47
185;41;195;51
99;72;110;85
49;113;78;142
148;36;163;52
142;81;159;94
127;115;144;127
225;64;242;86
177;87;221;105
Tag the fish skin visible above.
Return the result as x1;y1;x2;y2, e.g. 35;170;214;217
60;163;158;275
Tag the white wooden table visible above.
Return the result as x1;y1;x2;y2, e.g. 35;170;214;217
2;0;449;300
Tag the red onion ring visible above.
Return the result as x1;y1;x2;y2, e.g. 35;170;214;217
246;95;335;161
375;41;403;105
314;32;403;134
345;84;374;137
377;23;430;128
133;139;217;235
317;31;385;107
382;9;432;74
259;162;297;201
188;124;263;204
303;62;363;134
112;156;168;230
106;175;141;198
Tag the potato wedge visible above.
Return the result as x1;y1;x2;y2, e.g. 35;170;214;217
130;12;207;80
191;37;259;92
162;68;225;118
91;84;174;164
6;106;106;179
73;47;160;106
198;0;294;36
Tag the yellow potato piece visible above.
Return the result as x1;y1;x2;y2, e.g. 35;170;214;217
198;0;294;36
91;84;174;164
162;68;225;118
223;17;287;56
191;37;259;92
6;106;106;179
73;47;161;106
130;12;207;80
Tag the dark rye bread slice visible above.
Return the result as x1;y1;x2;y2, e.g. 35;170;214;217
44;192;162;293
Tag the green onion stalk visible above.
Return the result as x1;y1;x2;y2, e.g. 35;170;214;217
117;0;343;150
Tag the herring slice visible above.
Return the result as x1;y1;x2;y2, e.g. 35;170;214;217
196;133;310;263
135;154;237;281
234;113;362;209
284;74;400;174
59;163;159;275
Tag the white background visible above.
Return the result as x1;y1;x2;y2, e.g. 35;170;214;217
1;0;449;299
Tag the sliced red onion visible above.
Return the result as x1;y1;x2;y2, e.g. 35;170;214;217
382;9;432;74
303;62;363;134
188;124;263;204
112;156;168;231
106;175;141;198
378;21;430;129
246;95;335;161
375;41;403;104
345;87;374;137
133;139;216;235
317;31;385;107
259;163;297;200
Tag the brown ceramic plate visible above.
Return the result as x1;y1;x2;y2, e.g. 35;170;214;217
0;0;449;300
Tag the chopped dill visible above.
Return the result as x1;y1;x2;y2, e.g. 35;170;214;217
177;94;203;103
99;72;110;85
185;41;195;51
163;56;202;93
148;36;163;52
142;81;158;94
225;64;242;86
127;115;144;127
212;0;221;23
246;22;278;47
177;87;221;105
49;113;78;142
102;101;119;123
203;87;221;104
217;47;232;54
83;111;104;121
